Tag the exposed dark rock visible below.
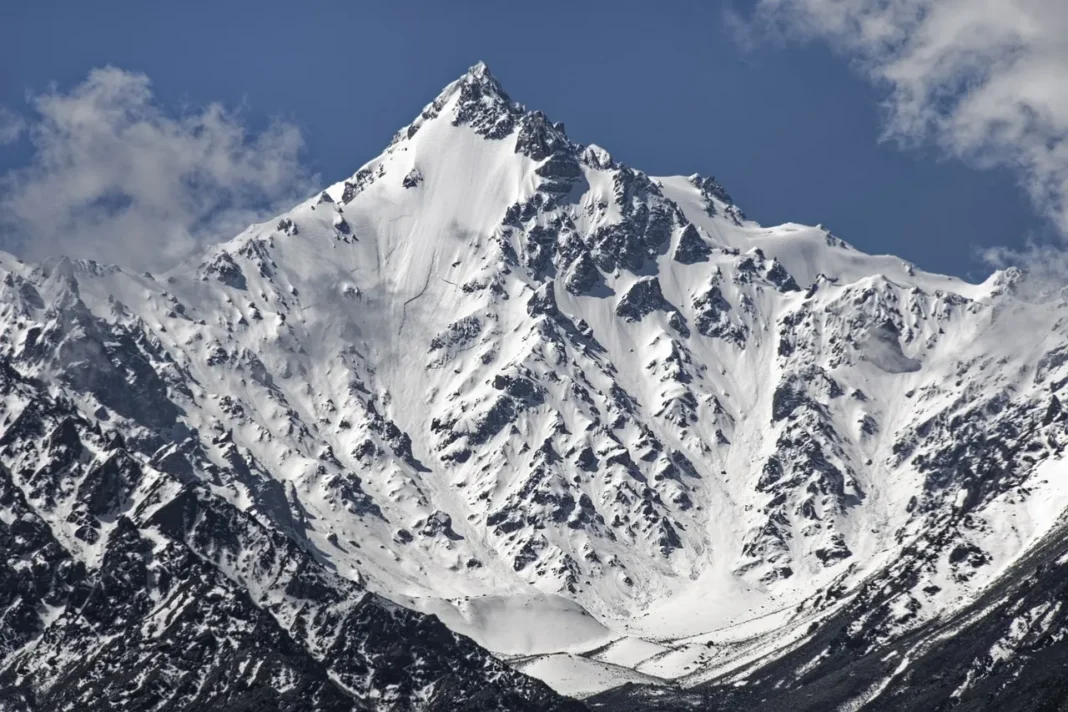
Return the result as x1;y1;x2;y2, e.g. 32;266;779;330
616;277;669;322
673;224;711;264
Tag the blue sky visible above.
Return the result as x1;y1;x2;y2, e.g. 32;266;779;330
0;0;1060;280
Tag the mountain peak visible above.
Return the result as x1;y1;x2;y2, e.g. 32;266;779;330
465;60;492;81
439;60;512;107
460;61;508;97
387;61;517;148
6;56;1068;712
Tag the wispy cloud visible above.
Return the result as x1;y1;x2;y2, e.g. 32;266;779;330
0;67;315;271
746;0;1068;278
0;107;26;145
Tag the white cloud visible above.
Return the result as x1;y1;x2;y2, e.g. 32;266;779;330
0;67;315;270
0;107;25;144
751;0;1068;254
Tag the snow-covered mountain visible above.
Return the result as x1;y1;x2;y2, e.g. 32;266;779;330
3;62;1068;710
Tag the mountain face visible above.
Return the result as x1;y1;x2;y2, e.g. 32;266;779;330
2;62;1068;711
0;352;578;712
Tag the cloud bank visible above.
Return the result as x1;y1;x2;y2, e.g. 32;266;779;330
752;0;1068;275
0;67;314;271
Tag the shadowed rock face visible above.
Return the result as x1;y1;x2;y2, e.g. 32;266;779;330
616;277;671;322
673;224;712;265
